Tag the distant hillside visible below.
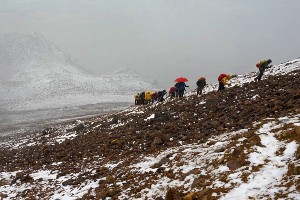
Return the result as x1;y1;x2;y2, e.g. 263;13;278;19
0;58;299;199
0;32;156;111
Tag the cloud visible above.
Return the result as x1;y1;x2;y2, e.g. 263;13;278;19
1;0;300;88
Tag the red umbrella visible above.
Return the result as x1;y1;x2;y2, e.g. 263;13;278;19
175;77;188;82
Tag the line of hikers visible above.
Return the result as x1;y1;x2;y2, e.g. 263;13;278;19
134;59;272;105
135;90;167;105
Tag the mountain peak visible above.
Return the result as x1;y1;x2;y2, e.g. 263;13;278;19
0;32;74;73
112;67;139;75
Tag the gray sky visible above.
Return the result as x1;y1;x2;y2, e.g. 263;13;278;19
1;0;300;89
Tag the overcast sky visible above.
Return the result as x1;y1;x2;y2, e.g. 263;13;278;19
1;0;300;89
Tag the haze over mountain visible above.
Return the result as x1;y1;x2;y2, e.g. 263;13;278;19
0;32;158;136
0;32;156;112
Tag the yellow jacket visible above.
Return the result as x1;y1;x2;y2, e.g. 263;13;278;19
221;74;231;85
144;91;152;101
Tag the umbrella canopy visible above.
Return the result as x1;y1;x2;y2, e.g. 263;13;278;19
175;77;188;82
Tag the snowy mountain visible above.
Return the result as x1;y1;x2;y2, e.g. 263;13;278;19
0;58;299;199
0;32;156;111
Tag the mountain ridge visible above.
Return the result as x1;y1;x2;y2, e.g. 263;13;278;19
0;32;157;112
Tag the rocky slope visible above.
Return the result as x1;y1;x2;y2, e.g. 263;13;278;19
0;59;299;199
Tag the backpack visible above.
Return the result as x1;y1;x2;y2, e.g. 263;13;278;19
139;92;145;100
196;79;205;87
256;60;266;68
218;74;227;81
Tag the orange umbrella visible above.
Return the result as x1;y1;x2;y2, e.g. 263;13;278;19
175;77;188;82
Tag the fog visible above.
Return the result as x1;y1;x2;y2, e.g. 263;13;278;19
1;0;300;89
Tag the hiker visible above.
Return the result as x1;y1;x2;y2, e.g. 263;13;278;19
134;93;139;105
151;92;158;103
169;86;176;98
175;82;189;97
254;59;272;81
196;77;206;96
218;74;232;91
138;92;145;105
157;90;167;102
144;90;152;104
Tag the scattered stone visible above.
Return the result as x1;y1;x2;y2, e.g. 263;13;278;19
106;175;115;184
183;192;197;200
294;126;300;135
294;166;300;175
111;139;121;145
151;137;164;147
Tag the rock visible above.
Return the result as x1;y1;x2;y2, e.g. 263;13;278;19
206;98;220;107
42;127;54;135
297;185;300;192
158;157;169;166
73;123;85;132
217;126;224;131
165;188;176;200
152;137;164;147
217;156;225;164
156;167;165;173
227;161;241;171
207;140;217;146
106;175;115;184
197;188;209;197
294;166;300;175
283;130;294;137
0;192;8;198
110;116;119;124
294;126;300;135
244;131;254;138
62;179;76;186
111;139;121;145
215;147;226;153
11;172;33;184
107;189;119;197
183;192;197;200
231;149;241;156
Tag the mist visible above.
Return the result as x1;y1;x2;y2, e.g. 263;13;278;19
1;0;300;89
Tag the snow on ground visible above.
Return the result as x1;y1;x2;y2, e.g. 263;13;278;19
221;119;299;199
0;113;299;199
185;58;300;96
0;59;299;199
116;114;300;199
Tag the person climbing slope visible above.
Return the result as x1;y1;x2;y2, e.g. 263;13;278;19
134;93;139;105
218;74;232;91
138;92;145;105
174;77;189;98
175;82;189;97
196;77;206;96
144;90;152;104
169;86;176;98
254;59;272;81
151;92;158;103
157;90;167;102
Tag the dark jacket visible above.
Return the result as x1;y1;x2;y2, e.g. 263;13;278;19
196;79;206;88
175;82;189;91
